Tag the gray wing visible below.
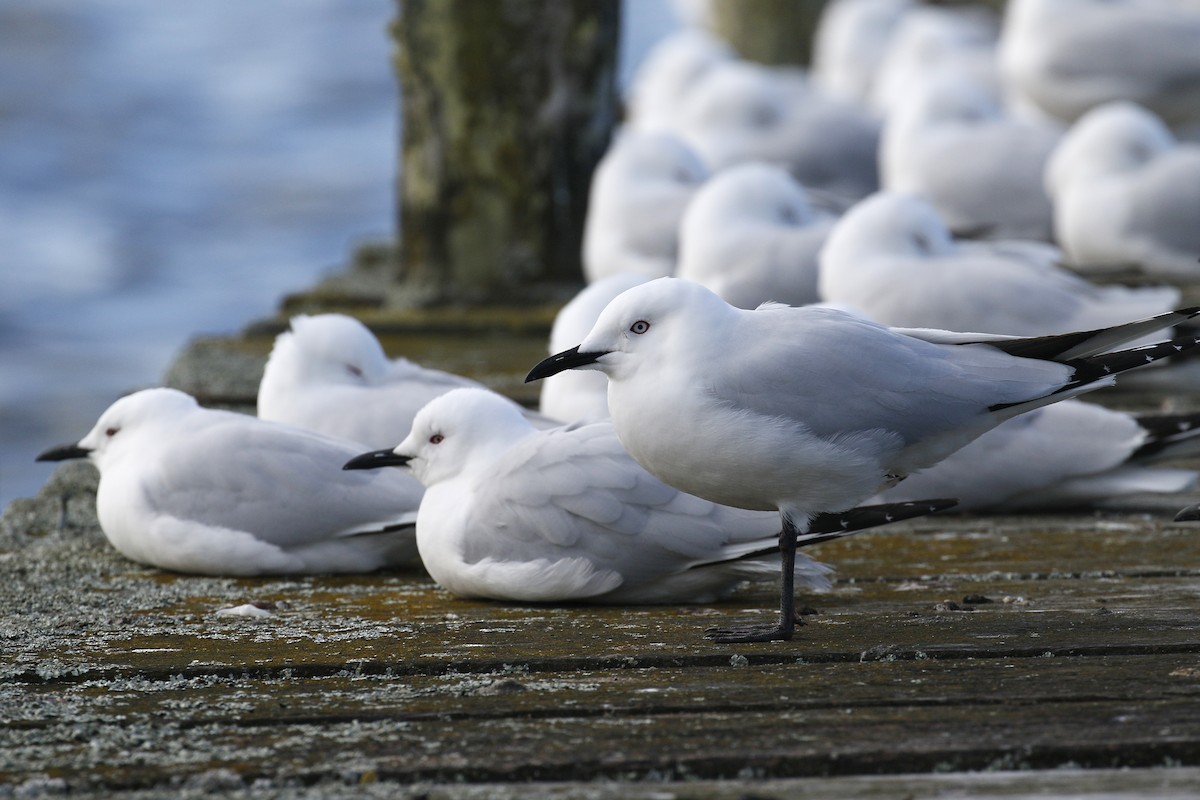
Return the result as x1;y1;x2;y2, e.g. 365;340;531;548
461;422;779;584
714;306;1075;447
1126;151;1200;257
146;412;422;548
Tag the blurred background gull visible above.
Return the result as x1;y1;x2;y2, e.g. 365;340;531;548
0;0;682;510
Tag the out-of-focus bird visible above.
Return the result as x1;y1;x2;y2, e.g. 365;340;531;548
1045;101;1200;279
582;131;709;283
676;162;835;309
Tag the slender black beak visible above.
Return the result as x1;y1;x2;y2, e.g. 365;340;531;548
343;448;412;471
525;345;606;383
36;443;91;462
1175;502;1200;523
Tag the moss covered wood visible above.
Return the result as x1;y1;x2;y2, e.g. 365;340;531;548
393;0;620;304
707;0;829;66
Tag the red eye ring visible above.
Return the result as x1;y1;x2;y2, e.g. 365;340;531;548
430;434;444;444
630;320;650;335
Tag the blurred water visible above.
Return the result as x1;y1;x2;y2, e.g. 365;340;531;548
0;0;681;510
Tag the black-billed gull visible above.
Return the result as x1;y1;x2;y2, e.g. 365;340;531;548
999;0;1200;126
875;400;1200;511
818;192;1179;336
37;388;423;575
258;313;550;447
1045;102;1200;279
676;162;835;310
526;277;1200;641
344;387;952;605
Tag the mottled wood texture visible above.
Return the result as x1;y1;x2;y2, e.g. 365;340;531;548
393;1;620;303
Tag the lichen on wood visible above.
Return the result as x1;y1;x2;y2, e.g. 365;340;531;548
392;0;620;304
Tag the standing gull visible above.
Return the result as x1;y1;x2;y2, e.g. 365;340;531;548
526;277;1200;642
37;388;423;576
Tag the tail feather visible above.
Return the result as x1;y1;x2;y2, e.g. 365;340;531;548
989;333;1200;413
690;499;958;570
1132;411;1200;462
799;498;959;546
980;307;1200;361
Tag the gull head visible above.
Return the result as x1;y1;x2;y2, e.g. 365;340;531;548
36;388;199;472
823;191;954;263
597;130;709;190
345;388;534;486
1045;101;1173;195
265;314;390;390
682;162;816;234
526;277;733;384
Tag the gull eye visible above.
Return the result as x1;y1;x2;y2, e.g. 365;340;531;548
630;320;650;335
105;427;119;437
346;364;364;378
429;434;444;445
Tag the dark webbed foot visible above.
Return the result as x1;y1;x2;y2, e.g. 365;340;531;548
704;620;795;643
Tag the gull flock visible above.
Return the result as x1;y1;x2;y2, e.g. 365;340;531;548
35;0;1200;642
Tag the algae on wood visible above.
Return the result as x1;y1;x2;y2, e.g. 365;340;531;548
708;0;829;65
392;0;620;304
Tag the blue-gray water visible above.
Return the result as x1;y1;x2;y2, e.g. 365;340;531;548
0;0;680;510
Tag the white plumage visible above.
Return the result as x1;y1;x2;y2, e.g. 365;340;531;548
675;60;881;201
527;277;1199;640
999;0;1200;126
676;162;835;309
258;313;548;448
880;74;1061;241
818;192;1179;335
1045;101;1200;279
356;388;837;604
540;274;649;423
582;131;709;283
36;388;423;575
875;400;1200;511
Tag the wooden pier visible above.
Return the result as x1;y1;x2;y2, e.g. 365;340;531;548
5;294;1200;798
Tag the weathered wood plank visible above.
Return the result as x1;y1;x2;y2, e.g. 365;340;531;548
8;443;1200;794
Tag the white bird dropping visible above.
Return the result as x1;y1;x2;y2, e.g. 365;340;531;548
37;388;423;575
526;277;1200;642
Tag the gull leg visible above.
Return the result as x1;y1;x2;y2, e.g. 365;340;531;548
705;514;799;643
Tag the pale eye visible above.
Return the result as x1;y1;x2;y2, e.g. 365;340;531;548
429;434;444;445
630;320;650;335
